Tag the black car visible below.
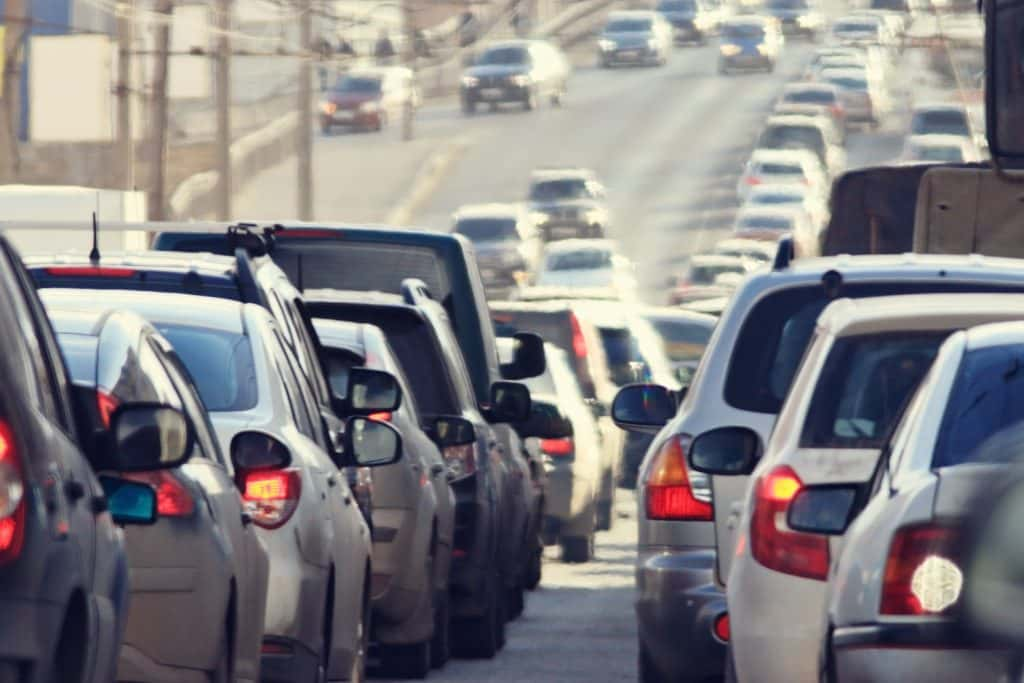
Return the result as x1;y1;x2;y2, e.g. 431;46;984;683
460;40;570;114
656;0;718;44
528;168;610;241
762;0;823;38
306;284;534;659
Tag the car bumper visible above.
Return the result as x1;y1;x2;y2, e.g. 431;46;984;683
259;637;323;683
720;54;773;69
462;84;530;104
831;623;1010;682
449;479;493;618
477;264;524;290
0;598;64;682
600;47;658;64
321;110;382;127
672;24;703;42
635;548;726;681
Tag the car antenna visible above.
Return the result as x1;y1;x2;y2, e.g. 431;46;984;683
89;211;100;264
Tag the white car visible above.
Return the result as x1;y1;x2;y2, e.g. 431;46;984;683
597;10;674;67
737;148;828;202
830;14;888;44
742;183;829;229
711;237;779;264
709;293;1024;683
901;133;979;162
732;206;819;255
757;114;846;178
818;67;889;125
909;102;983;150
536;238;638;301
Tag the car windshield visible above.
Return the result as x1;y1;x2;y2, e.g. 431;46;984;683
737;215;794;230
658;0;695;10
605;18;653;32
477;46;528;65
758;125;826;159
455;218;519;242
333;76;382;93
801;332;948;448
767;0;809;8
934;344;1024;467
645;316;715;364
834;20;876;33
153;324;259;412
757;162;804;175
785;89;835;104
825;75;868;90
722;24;765;39
912;110;970;136
530;178;593;201
546;249;612;271
913;145;964;162
689;262;745;283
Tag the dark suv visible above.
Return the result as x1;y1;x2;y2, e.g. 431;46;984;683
0;235;188;683
306;282;534;659
527;168;610;241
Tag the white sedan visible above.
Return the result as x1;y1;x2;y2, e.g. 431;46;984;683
535;238;638;301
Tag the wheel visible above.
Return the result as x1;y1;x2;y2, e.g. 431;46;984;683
506;582;525;621
639;640;670;683
524;537;542;590
451;570;501;659
382;639;431;679
596;498;614;532
430;590;451;669
320;120;332;135
560;534;593;563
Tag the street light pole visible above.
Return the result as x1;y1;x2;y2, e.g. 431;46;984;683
148;0;173;220
298;0;314;221
214;0;232;220
402;0;415;141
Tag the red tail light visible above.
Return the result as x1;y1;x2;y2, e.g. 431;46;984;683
96;389;120;428
443;444;476;481
0;421;26;565
124;470;195;517
880;524;963;616
242;469;302;529
540;437;574;457
745;176;762;185
713;613;730;642
276;229;340;239
368;412;392;422
44;266;136;278
568;312;587;359
750;465;828;580
644;435;712;521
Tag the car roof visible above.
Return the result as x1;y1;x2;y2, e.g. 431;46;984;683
40;288;247;335
529;167;597;181
817;293;1024;337
784;252;1024;276
965;321;1024;350
453;203;525;220
543;238;617;254
764;114;830;128
820;67;869;79
24;250;237;275
746;183;810;197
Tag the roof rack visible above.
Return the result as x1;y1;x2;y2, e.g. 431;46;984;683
773;237;795;271
401;278;434;306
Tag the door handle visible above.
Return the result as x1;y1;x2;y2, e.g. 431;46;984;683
64;480;86;504
430;464;445;476
327;475;338;488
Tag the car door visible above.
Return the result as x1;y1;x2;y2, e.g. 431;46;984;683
150;338;268;683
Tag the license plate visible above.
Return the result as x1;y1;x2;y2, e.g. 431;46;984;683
480;88;504;100
334;111;355;122
550;226;581;239
618;50;640;59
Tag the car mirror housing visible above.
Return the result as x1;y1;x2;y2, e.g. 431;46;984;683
105;404;194;472
332;367;402;416
518;398;574;439
500;332;546;380
786;485;860;536
611;384;676;432
486;381;532;423
688;426;761;476
342;416;403;467
230;431;292;473
430;416;477;447
101;476;158;525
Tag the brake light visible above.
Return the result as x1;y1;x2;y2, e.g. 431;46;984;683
43;266;136;278
750;466;828;580
96;389;119;428
443;443;476;481
745;176;762;185
568;312;587;359
242;469;302;529
880;524;963;616
540;437;574;457
713;613;730;642
644;435;712;521
0;421;26;565
123;470;195;517
368;412;392;422
277;229;340;239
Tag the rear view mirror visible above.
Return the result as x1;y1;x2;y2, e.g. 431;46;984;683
986;0;1024;161
786;485;860;535
230;431;292;473
518;399;574;439
334;367;402;415
107;404;193;471
487;381;532;423
431;416;477;447
101;476;158;525
611;384;676;432
343;415;403;467
500;332;546;380
688;426;761;476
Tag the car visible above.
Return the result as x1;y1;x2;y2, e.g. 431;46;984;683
830;14;887;45
44;288;399;683
0;235;183;683
823;319;1024;682
313;318;458;675
44;300;271;683
667;254;754;305
774;83;847;133
656;0;719;44
459;39;570;114
711;237;778;264
900;133;979;162
756;114;846;179
490;300;622;526
610;252;1024;683
305;284;534;659
639;306;717;388
761;0;824;38
528;167;610;241
320;67;419;134
535;239;638;302
597;10;674;67
817;67;889;126
737;149;828;202
732;206;818;255
909;102;977;142
742;183;829;230
717;17;783;74
705;293;1024;683
452;203;543;297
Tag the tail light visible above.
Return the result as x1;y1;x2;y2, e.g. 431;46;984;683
713;613;730;642
368;412;392;422
242;469;302;529
124;470;196;518
644;435;712;521
745;176;762;185
750;465;829;580
443;444;476;481
0;421;26;565
43;266;136;278
880;524;962;616
540;437;574;458
96;389;119;428
569;312;588;359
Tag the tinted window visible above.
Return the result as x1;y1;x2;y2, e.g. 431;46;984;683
912;110;969;136
785;89;836;104
529;179;592;201
801;332;947;448
737;215;795;231
758;125;826;160
546;250;612;271
767;0;809;8
914;145;964;162
833;20;877;32
477;46;528;65
934;344;1024;467
455;218;519;242
757;162;803;175
722;24;765;38
826;76;868;90
646;317;714;364
658;0;695;10
333;76;382;93
605;18;653;31
154;324;258;412
598;327;654;385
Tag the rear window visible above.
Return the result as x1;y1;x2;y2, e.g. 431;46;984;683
914;145;964;162
758;125;826;159
546;250;612;271
826;76;868;90
690;263;745;283
801;332;947;448
737;215;794;231
912;110;969;136
646;316;714;364
722;24;765;38
757;162;803;175
933;344;1024;467
455;218;519;242
58;333;98;384
726;283;1024;414
492;309;571;352
785;89;836;105
529;179;592;201
658;0;695;10
154;324;259;412
598;327;649;385
606;18;653;31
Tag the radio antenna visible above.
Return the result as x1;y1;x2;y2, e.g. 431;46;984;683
89;212;100;264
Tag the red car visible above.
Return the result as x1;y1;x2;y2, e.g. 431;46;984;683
320;67;418;133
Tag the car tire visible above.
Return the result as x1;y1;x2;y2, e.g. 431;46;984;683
561;534;593;563
506;582;525;621
383;639;431;680
639;640;670;683
596;498;614;532
210;626;232;683
320;121;332;135
524;536;543;590
430;590;451;669
452;570;501;659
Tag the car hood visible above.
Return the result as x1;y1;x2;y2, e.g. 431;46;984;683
464;64;528;78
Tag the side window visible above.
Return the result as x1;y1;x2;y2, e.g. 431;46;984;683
271;330;320;442
151;339;225;465
287;298;332;404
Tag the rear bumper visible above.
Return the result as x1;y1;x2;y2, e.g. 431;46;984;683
600;47;658;64
320;110;382;128
259;637;322;683
635;548;726;681
720;54;773;69
0;598;63;682
462;84;530;105
449;480;494;618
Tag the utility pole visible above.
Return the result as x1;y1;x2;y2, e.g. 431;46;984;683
116;0;134;189
297;0;313;221
214;0;232;219
148;0;173;220
402;0;415;141
0;0;28;182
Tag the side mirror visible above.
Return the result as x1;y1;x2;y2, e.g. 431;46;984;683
611;384;676;432
518;399;574;439
342;415;403;467
786;485;860;536
500;332;546;380
100;476;158;525
486;381;532;423
332;367;402;416
106;404;194;471
688;426;761;476
985;0;1024;161
430;415;477;447
230;431;292;473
